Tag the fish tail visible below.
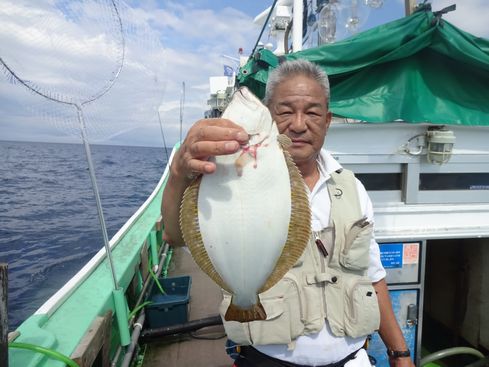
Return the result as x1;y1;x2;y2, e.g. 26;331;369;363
224;301;267;322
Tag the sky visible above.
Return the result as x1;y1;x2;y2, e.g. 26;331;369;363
0;0;488;148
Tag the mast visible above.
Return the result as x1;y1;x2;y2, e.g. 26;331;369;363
179;81;185;143
405;0;416;15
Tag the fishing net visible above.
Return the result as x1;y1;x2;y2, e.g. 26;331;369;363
0;0;166;144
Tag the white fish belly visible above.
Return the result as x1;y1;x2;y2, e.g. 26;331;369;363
198;143;291;308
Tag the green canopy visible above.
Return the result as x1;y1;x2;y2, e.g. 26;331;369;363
238;5;489;125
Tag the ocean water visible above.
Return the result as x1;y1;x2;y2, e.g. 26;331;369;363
0;140;169;330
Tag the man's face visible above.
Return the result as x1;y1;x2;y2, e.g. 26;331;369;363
268;74;331;168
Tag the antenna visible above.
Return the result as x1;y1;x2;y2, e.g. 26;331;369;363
180;81;186;143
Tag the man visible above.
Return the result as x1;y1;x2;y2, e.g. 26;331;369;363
162;59;415;367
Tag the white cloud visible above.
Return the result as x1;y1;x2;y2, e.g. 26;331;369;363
431;0;489;38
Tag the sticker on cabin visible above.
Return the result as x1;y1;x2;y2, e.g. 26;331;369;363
402;243;419;265
379;243;403;269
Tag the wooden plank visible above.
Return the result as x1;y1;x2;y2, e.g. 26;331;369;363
155;215;163;232
140;242;150;283
8;331;19;343
1;263;8;367
71;311;112;367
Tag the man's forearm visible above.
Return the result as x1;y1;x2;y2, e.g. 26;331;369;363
373;279;415;366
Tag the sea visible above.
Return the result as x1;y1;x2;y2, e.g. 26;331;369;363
0;140;170;330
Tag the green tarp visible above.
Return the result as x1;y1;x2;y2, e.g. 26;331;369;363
238;5;489;125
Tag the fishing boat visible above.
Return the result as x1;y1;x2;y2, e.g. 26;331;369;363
6;1;489;367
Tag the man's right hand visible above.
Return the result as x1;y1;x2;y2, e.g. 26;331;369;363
172;118;249;182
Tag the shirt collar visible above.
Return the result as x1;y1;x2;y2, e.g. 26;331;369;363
317;149;342;182
309;149;343;196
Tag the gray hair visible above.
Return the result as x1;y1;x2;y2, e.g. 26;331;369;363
263;59;330;106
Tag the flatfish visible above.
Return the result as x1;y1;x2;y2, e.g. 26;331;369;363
180;87;310;322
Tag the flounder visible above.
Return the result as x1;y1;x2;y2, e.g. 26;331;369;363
180;87;311;322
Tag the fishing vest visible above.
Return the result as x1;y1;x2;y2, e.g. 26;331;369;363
219;168;381;347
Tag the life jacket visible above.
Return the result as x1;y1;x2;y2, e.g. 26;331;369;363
219;168;380;347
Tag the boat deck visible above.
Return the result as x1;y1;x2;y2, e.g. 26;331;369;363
142;246;232;367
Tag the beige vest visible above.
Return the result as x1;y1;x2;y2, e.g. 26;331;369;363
219;169;381;346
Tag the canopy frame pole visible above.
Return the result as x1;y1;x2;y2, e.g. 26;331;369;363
405;0;416;15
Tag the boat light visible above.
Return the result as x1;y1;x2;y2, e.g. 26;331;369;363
426;127;456;164
216;90;228;111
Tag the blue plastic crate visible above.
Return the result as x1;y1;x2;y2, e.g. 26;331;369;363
146;275;192;329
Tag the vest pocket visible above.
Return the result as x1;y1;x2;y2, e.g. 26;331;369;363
250;275;305;345
220;275;305;345
219;293;253;345
343;277;380;338
339;220;373;271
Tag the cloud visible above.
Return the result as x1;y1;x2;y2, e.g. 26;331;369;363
0;1;263;146
432;0;489;38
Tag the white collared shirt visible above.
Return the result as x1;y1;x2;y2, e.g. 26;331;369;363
255;149;386;366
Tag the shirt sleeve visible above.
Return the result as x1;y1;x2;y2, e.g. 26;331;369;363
355;178;386;282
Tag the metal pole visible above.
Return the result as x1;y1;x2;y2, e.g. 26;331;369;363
405;0;416;16
1;263;8;367
292;0;304;51
76;105;119;290
179;82;185;143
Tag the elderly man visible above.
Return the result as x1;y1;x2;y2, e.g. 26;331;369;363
162;59;415;367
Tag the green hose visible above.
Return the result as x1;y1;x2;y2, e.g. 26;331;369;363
420;347;485;366
128;300;153;320
162;247;173;278
148;267;166;295
9;342;80;367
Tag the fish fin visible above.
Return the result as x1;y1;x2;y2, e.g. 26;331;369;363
180;177;232;293
259;149;311;293
277;133;292;148
224;300;267;322
234;153;250;176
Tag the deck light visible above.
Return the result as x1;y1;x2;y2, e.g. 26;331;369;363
318;3;338;43
365;0;383;9
317;0;372;43
426;127;456;164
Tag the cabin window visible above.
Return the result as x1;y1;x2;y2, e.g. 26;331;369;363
419;173;489;191
355;173;402;191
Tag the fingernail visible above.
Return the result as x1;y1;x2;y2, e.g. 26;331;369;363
236;131;248;141
225;142;238;151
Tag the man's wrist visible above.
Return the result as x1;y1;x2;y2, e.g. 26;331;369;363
387;348;411;358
